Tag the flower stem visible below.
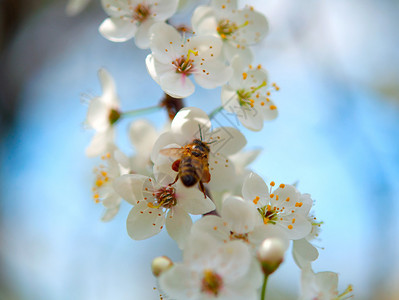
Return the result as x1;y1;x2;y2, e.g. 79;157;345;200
121;105;161;118
208;106;224;119
260;274;269;300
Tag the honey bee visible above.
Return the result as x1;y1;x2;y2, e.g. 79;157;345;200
160;131;212;198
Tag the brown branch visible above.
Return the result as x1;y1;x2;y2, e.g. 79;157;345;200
159;93;185;121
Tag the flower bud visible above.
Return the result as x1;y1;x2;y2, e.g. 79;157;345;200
257;238;285;275
151;256;173;277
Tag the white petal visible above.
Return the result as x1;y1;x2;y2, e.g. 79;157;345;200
99;17;138;42
176;181;215;215
189;35;223;60
113;174;148;205
86;98;109;131
237;106;264;131
249;225;290;249
242;172;268;204
211;0;238;11
183;231;221;264
166;207;193;249
102;193;120;208
126;202;165;240
272;185;301;209
229;148;261;170
159;72;195;99
215;240;251;281
171;107;212;141
98;68;118;105
129;119;158;155
134;19;156;49
159;265;199;300
101;0;129;17
191;215;230;242
194;61;232;89
85;129;115;157
151;0;179;21
221;196;257;234
101;206;119;222
150;132;180;163
293;239;319;269
232;8;268;45
149;22;182;64
315;272;339;294
278;213;312;240
153;146;179;186
223;41;253;66
206;153;236;191
209;126;246;156
191;6;217;35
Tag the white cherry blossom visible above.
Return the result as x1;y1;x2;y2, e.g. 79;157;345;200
113;173;215;248
159;232;263;300
85;68;121;157
92;149;130;221
300;266;353;300
221;56;278;131
293;214;323;269
146;22;232;98
191;196;289;250
99;0;179;49
191;0;269;65
151;107;247;193
242;172;313;240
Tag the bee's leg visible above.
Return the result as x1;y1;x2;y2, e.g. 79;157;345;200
171;159;181;172
169;173;180;186
198;180;207;199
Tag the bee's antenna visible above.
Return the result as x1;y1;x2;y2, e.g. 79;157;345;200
198;124;203;141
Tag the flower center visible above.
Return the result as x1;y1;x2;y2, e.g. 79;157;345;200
173;49;198;76
133;3;151;22
148;186;177;209
108;109;121;125
201;269;223;296
229;231;249;243
217;19;248;40
237;80;267;108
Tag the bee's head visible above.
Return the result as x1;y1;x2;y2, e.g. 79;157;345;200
192;139;210;152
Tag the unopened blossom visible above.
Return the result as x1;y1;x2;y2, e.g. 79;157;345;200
191;0;269;64
300;266;353;300
242;172;313;240
85;68;121;157
293;214;323;269
191;196;289;250
99;0;179;49
221;56;278;131
92;149;130;221
113;173;215;248
151;107;246;192
146;22;232;98
159;232;263;300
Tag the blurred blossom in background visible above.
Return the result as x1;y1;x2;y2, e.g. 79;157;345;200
0;0;398;299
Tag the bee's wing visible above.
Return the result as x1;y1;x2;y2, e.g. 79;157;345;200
159;147;184;159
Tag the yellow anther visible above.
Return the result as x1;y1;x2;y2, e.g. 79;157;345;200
275;195;279;200
93;193;99;199
285;197;290;202
260;102;265;106
288;225;293;230
270;105;277;110
242;72;247;80
292;218;296;224
249;64;253;69
270;181;275;186
295;202;303;207
106;153;111;158
279;184;285;188
266;204;272;211
96;179;103;187
270;194;274;198
253;196;260;205
257;64;262;69
101;171;107;177
263;217;269;224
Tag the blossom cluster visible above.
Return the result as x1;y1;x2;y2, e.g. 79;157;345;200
76;0;353;299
